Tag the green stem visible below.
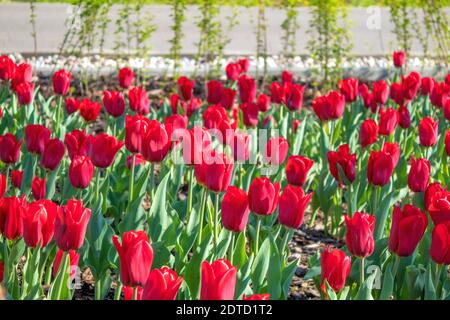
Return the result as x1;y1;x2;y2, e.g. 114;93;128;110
132;286;138;300
186;167;194;223
255;216;262;256
228;231;235;264
280;227;291;258
149;163;155;199
95;278;102;300
197;188;207;247
95;169;101;205
128;154;136;204
114;283;122;300
360;258;365;285
213;192;220;252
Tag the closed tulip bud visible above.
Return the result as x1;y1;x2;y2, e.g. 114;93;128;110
286;84;305;111
41;138;65;171
398;105;411;129
367;150;395;186
69;156;94;189
79;98;101;122
118;67;134;89
52;249;80;281
360;119;378;148
52;69;72;95
141;121;172;163
16;81;34;105
388;204;428;257
359;83;375;110
12;63;33;90
430;223;450;265
125;115;152;154
54;199;91;251
0;133;22;164
31;177;46;200
427;188;450;225
430;82;449;108
378;107;399;136
112;230;153;287
265;136;289;165
402;71;421;101
393;51;406;68
327;144;356;185
421;77;436;96
372;80;390;106
0;174;6;198
22;199;59;248
142;267;183;300
444;99;450;120
65;130;89;160
11;170;23;189
88;133;124;168
312;91;345;121
240;102;259;127
238;58;250;73
281;70;293;84
243;294;271;300
201;259;237;300
164;114;188;142
344;212;375;258
220;88;237;110
25;124;51;155
338;78;359;103
128;86;150;115
0;55;16;80
425;182;444;212
225;63;242;81
65;97;80;115
238;75;256;103
257;93;271;112
0;196;26;240
207;80;223;104
227;131;250;162
203;105;230;130
177;76;195;101
195;151;234;192
270;82;285;104
419;117;438;147
285;155;314;187
248;177;280;215
279;185;313;229
382;142;400;167
408;158;430;192
320;247;351;293
103;90;125;118
445;130;450;156
390;82;405;106
126;154;146;169
221;186;250;232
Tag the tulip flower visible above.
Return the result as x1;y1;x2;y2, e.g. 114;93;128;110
312;91;345;121
112;230;154;287
320;247;351;293
52;249;80;281
390;82;405;106
419;117;438;147
393;51;406;68
265;136;289;165
65;97;80;115
427;188;450;225
286;83;305;111
408;157;430;192
238;75;256;103
238;59;250;73
225;63;242;81
128;86;150;115
118;67;134;89
220;88;237;110
126;154;146;169
79;98;101;122
25;124;51;155
227;131;250;162
54;199;91;251
103;90;125;118
11;63;33;90
430;222;450;265
0;134;22;164
16;81;34;106
398;105;411;129
445;130;450;156
285;155;314;187
248;177;280;215
31;177;46;200
0;55;16;80
402;71;421;101
0;174;6;198
421;77;436;96
270;82;285;104
221;186;250;232
207;80;223;104
69;156;95;189
194;150;234;192
279;185;313;229
388;204;428;257
372;80;389;106
22;199;59;247
164;114;188;142
201;259;237;300
203;105;231;131
123;286;143;300
327;144;356;185
242;294;271;300
257;93;271;112
142;267;183;300
0;196;26;240
65;130;89;160
52;69;72;96
430;82;449;108
11;170;23;189
425;182;444;212
344;212;375;258
281;70;293;84
181;126;211;166
240;102;259;127
125;115;152;154
41;138;65;171
382;142;400;167
338;78;359;103
177;76;195;101
359;119;378;148
141;120;172;163
378;107;399;136
367;149;395;186
88;133;124;168
359;83;374;109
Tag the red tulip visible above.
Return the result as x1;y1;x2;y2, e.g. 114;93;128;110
242;294;270;300
52;69;72;95
126;154;146;169
421;77;436;96
41;138;65;171
398;105;411;129
203;105;231;131
430;222;450;265
344;212;375;258
164;114;188;141
79;99;101;122
281;70;293;84
257;93;271;112
378;107;399;136
87;133;124;168
0;134;22;164
112;230;153;287
31;177;46;200
388;204;428;257
194;150;234;192
265;136;289;165
286;84;305;111
16;81;34;105
408;158;430;192
0;55;16;80
65;98;80;115
221;186;249;232
22;199;59;248
359;119;378;148
125;115;152;154
0;174;6;198
227;131;250;162
103;90;125;118
359;83;375;110
390;82;405;106
402;71;421;101
446;130;450;156
123;286;143;300
207;80;223;104
393;51;406;68
240;102;259;127
419;117;438;147
338;78;359;103
238;75;256;103
118;67;134;89
238;58;250;73
312;91;345;121
142;267;183;300
25;124;51;155
128;86;150;115
327;144;356;185
279;185;313;229
0;196;26;240
425;182;444;212
141;121;172;163
382;142;400;167
69;156;95;189
285;155;314;187
220;88;237;110
53;249;80;280
54;199;91;251
177;76;195;101
11;63;33;90
427;188;450;225
225;63;242;81
181;126;211;166
367;150;395;186
201;259;237;300
270;82;285;104
430;82;450;108
11;170;23;189
248;177;280;215
372;80;389;106
320;247;351;293
65;130;89;160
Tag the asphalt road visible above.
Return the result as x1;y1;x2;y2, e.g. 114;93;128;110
0;3;443;56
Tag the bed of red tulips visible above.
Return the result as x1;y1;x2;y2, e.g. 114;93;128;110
0;51;449;300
